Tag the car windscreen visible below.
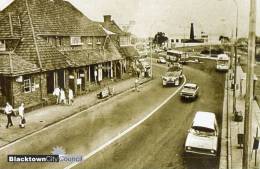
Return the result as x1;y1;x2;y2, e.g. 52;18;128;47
168;67;181;72
184;85;196;90
165;72;178;76
191;126;215;136
217;60;228;64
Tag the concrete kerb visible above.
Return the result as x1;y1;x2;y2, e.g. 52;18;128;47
219;72;230;169
0;78;152;150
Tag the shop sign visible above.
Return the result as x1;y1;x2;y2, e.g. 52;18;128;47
77;78;82;85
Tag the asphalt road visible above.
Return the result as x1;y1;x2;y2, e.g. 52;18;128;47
0;59;225;169
74;59;225;169
0;63;176;169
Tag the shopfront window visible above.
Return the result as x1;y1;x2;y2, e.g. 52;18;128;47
23;76;34;93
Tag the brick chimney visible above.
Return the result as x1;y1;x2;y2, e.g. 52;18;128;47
190;23;195;40
104;15;112;26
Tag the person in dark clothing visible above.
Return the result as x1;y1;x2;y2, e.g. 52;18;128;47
4;102;13;128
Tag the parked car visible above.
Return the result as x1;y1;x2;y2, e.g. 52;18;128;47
162;64;183;87
180;83;199;100
157;57;167;64
184;111;219;156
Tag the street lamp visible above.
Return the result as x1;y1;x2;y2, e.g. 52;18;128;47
232;0;238;115
218;0;239;114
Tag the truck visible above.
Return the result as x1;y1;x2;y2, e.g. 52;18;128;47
162;63;183;87
166;50;189;64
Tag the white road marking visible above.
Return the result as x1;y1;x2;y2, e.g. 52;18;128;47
64;76;187;169
0;79;151;151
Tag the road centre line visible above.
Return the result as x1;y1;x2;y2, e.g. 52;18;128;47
0;63;167;151
64;76;187;169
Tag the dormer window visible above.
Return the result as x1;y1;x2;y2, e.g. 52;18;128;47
96;38;101;45
87;37;92;45
70;36;83;46
0;40;6;51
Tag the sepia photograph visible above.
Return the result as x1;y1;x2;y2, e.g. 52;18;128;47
0;0;259;168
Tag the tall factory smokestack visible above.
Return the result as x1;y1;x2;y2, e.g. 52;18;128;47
190;23;194;40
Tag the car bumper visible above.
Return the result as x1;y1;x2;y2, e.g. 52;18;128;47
185;149;217;156
163;81;177;86
180;95;195;99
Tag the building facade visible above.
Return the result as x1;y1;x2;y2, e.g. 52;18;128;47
0;0;125;109
98;15;139;74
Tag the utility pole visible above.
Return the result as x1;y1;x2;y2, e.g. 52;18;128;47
232;0;238;114
243;0;256;168
150;39;153;78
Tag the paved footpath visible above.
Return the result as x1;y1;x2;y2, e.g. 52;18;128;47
220;65;260;169
0;77;150;148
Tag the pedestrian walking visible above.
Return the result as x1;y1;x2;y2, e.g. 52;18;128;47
4;102;13;128
53;87;60;104
135;78;140;92
18;103;25;128
68;88;74;105
59;88;66;104
137;68;140;78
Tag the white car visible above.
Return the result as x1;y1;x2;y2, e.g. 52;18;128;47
157;57;167;64
180;83;199;100
185;111;219;156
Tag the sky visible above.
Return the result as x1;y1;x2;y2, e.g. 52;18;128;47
0;0;259;38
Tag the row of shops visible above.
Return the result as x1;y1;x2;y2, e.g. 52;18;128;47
0;58;124;108
0;0;133;109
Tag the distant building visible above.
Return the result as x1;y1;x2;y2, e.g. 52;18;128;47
170;23;221;48
0;0;124;108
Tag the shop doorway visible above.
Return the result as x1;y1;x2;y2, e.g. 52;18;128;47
57;70;65;89
46;72;55;94
0;76;12;106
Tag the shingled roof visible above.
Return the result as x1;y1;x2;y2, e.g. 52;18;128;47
29;0;107;36
0;52;40;76
0;0;123;75
0;13;22;39
119;46;139;59
64;44;123;67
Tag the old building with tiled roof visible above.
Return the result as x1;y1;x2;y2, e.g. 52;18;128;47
97;15;139;73
0;0;125;109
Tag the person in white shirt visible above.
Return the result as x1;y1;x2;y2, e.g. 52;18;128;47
68;88;74;105
4;102;13;128
53;87;61;104
59;88;66;104
18;103;25;128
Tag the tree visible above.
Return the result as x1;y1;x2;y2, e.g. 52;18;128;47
219;35;230;43
153;32;168;47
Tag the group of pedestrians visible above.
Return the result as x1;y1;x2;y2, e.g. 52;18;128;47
53;87;74;105
4;102;26;129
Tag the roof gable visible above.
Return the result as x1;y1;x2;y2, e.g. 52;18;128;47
100;20;129;36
